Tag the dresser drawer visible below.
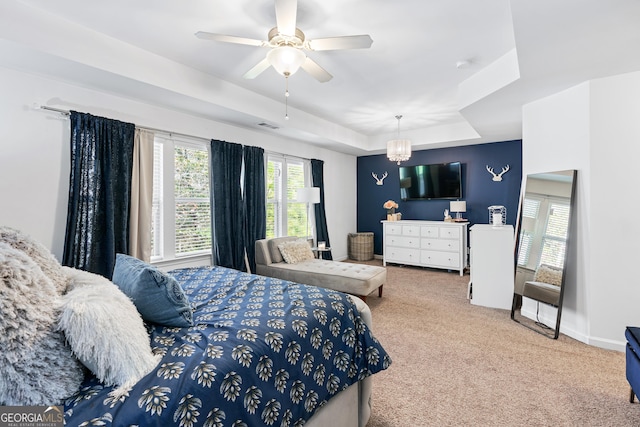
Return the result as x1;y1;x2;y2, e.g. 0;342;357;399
439;227;461;239
420;250;460;268
385;224;403;235
385;246;420;264
421;238;460;252
402;225;420;237
385;235;420;248
420;226;439;238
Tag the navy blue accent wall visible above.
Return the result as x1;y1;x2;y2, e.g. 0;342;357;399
357;140;522;255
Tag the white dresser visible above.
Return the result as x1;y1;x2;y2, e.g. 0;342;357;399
382;220;468;276
469;224;514;310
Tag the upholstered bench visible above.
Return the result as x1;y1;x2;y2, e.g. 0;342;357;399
255;237;386;302
626;326;640;403
521;281;561;306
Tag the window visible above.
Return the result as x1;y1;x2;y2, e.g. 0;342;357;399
152;135;211;261
266;154;311;239
516;198;540;267
517;195;569;270
539;202;570;268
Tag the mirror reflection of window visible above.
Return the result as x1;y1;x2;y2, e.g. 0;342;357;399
540;201;570;267
517;198;540;267
517;196;570;270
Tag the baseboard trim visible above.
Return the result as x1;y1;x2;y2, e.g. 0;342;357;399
520;307;625;352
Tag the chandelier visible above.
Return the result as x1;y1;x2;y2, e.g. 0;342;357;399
387;115;412;165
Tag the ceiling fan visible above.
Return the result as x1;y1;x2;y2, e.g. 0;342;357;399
195;0;373;83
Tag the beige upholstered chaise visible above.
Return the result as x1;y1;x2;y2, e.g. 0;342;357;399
518;263;563;306
255;236;386;302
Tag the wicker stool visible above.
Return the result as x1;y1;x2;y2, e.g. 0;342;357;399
348;232;374;261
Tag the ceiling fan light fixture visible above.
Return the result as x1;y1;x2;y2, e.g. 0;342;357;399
387;115;412;165
267;46;306;76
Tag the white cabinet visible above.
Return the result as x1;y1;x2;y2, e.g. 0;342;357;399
383;220;468;276
469;224;514;310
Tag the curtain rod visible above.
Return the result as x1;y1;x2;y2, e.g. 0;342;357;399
39;105;311;160
38;105;210;143
264;150;311;162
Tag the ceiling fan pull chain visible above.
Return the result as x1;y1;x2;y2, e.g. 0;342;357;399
284;77;289;120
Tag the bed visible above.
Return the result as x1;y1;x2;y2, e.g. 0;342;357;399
63;264;391;426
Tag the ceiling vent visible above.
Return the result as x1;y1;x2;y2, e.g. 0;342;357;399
258;122;279;130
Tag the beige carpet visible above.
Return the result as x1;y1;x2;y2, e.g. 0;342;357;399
356;260;638;426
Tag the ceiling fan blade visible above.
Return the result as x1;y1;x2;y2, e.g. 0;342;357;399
300;57;333;83
243;57;272;79
307;35;373;51
275;0;297;37
195;31;265;47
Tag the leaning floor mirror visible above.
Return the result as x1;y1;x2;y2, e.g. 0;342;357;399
510;169;577;339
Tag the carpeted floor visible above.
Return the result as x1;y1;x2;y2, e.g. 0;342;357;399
356;259;639;426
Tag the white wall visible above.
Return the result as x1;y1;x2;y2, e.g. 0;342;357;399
0;66;357;262
588;71;640;347
522;70;640;350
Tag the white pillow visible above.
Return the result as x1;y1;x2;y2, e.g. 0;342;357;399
58;267;161;397
278;240;314;264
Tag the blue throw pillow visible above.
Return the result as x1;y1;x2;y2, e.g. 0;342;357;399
112;254;193;327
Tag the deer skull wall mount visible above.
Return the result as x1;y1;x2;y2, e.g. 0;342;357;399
486;165;510;182
372;171;388;186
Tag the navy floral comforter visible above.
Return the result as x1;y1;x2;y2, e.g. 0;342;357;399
64;266;390;426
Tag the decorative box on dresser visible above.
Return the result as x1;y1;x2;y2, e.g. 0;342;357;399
382;220;468;276
469;224;514;310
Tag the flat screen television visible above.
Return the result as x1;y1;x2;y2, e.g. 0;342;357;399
399;162;462;200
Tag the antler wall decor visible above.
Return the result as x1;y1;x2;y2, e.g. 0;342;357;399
372;172;388;186
486;165;510;182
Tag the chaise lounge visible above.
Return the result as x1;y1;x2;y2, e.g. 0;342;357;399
255;236;386;302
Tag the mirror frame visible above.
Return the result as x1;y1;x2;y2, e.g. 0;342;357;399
510;169;577;339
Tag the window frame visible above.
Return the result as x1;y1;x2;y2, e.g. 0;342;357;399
517;194;570;270
151;134;212;267
265;153;312;240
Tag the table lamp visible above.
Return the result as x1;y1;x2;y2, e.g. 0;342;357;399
450;200;466;220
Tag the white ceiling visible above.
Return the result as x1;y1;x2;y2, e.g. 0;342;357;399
2;0;640;155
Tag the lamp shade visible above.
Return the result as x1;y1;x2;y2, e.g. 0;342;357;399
386;115;412;165
450;200;466;213
387;139;412;164
267;46;306;76
296;187;320;204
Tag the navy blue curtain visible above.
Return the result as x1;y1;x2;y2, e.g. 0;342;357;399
311;159;332;260
243;146;266;273
210;140;245;270
63;111;135;278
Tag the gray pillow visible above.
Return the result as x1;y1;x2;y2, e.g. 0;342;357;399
278;240;315;264
0;226;69;294
267;236;298;263
0;242;84;405
111;254;193;327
